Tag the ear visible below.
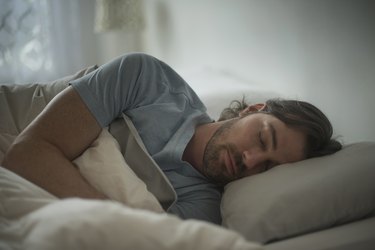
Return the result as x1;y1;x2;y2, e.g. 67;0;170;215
239;103;267;117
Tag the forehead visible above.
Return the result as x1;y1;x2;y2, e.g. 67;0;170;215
240;112;279;126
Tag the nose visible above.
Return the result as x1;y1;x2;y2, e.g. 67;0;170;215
242;149;266;171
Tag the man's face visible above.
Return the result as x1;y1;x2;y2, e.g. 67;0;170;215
202;112;306;185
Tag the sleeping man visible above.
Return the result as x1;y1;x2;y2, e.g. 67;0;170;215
2;53;342;224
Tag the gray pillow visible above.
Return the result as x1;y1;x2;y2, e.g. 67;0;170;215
221;142;375;243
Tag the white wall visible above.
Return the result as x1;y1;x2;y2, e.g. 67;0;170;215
80;0;375;144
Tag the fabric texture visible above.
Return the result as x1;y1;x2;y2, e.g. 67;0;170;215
221;142;375;243
108;115;177;210
73;128;164;213
70;53;223;224
0;167;57;221
0;166;262;250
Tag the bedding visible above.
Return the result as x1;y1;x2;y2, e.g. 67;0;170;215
1;198;259;250
221;142;375;243
1;66;375;249
73;128;164;213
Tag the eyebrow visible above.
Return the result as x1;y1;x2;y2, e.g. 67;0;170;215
269;123;278;150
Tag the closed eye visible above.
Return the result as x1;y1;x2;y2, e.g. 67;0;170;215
258;131;266;150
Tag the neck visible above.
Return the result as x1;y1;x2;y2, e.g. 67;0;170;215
182;121;223;174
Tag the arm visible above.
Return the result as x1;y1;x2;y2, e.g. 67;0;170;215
2;86;106;199
2;53;182;199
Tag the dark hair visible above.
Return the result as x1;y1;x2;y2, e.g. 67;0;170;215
218;97;342;158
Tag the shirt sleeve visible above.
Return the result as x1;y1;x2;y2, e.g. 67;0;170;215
70;53;173;127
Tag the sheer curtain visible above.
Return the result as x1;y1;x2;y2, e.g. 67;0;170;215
0;0;84;84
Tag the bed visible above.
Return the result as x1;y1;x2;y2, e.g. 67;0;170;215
0;66;374;250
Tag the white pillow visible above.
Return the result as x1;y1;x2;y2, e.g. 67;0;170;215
0;166;57;220
1;198;262;250
221;142;375;243
0;166;261;250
